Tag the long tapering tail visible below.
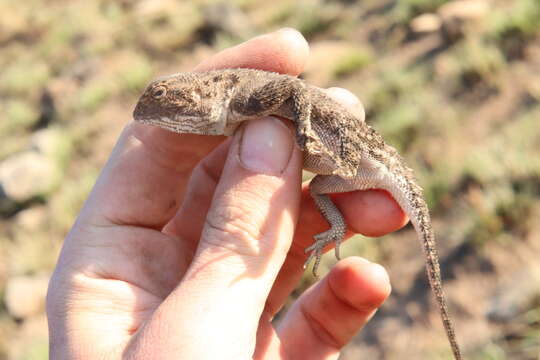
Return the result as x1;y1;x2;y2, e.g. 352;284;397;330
414;209;462;360
387;178;463;359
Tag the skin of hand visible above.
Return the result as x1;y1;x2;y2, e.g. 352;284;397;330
46;29;407;360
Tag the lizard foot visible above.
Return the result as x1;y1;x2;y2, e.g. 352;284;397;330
303;229;344;277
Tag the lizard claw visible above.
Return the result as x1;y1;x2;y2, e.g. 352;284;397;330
304;229;344;277
303;246;322;278
313;229;343;260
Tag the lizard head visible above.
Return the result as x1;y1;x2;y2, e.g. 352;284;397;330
133;72;227;135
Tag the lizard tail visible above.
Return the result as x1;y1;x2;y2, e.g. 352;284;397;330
387;180;463;360
413;206;463;360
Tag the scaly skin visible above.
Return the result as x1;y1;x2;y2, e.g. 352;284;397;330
133;68;463;359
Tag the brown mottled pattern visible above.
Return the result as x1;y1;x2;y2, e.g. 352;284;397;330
133;69;463;360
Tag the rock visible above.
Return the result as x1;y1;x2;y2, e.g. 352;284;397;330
410;13;443;34
438;0;489;21
438;0;489;41
0;151;58;203
14;206;47;231
4;274;50;319
135;0;176;16
199;2;253;43
0;128;68;207
30;127;67;157
0;2;28;43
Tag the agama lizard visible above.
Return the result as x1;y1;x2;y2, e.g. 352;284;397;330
133;68;463;359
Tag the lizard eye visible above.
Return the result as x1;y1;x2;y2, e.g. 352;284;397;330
152;86;167;99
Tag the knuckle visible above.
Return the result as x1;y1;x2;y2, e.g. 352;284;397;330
203;202;264;255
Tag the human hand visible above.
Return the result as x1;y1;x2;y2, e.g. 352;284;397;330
47;29;406;359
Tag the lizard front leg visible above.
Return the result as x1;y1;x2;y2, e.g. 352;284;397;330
232;78;316;148
233;79;355;275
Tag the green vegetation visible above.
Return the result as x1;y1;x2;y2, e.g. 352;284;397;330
20;338;48;360
486;0;540;60
0;60;51;96
265;0;342;38
4;100;39;131
295;3;339;38
117;55;154;94
77;81;113;113
1;0;539;358
392;0;451;23
489;0;540;40
332;48;373;78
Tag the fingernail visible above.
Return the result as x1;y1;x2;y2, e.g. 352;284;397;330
325;87;365;122
276;27;308;48
325;87;360;107
239;117;293;175
252;28;301;41
276;27;301;35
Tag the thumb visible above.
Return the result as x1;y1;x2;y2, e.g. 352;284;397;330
130;116;303;359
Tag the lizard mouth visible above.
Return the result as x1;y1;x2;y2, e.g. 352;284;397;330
135;115;187;133
134;115;217;135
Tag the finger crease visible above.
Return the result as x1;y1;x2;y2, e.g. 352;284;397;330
300;302;343;349
197;157;224;185
203;216;263;258
327;278;373;314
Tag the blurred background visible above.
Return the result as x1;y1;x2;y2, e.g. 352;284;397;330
1;0;539;359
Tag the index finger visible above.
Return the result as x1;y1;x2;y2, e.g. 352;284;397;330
194;28;309;74
81;29;310;230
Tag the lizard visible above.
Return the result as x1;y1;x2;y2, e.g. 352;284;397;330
132;68;463;359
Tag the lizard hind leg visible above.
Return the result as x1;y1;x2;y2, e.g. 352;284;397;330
305;175;348;276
